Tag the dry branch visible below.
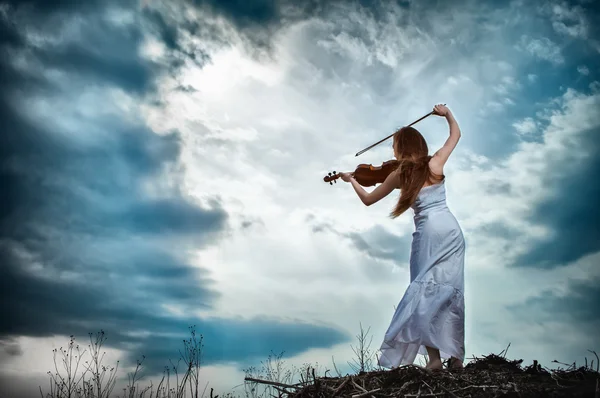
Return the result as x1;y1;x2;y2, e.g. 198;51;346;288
350;387;380;397
244;377;301;390
288;351;599;398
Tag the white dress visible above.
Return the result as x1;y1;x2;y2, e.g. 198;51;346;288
378;180;465;367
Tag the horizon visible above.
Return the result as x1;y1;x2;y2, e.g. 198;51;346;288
1;0;599;396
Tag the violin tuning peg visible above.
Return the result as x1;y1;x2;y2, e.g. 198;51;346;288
328;172;332;176
330;181;333;185
333;171;337;174
334;180;337;183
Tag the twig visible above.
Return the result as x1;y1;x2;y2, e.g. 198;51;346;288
499;343;511;358
413;364;433;375
589;350;600;373
398;381;415;392
332;377;350;396
291;379;312;387
272;385;290;395
332;356;342;378
452;384;500;392
421;380;434;396
244;377;300;390
351;388;381;398
550;371;564;387
437;383;460;398
352;377;368;393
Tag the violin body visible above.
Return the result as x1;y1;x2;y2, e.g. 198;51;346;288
323;160;399;187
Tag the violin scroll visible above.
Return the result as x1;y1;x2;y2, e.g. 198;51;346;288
323;171;339;185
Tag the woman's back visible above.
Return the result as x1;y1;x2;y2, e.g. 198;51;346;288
411;178;449;216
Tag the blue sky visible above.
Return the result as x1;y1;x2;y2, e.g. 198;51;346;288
0;0;599;396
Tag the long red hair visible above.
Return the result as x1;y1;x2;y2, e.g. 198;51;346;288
389;126;443;218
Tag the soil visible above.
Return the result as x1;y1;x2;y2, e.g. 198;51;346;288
286;353;599;398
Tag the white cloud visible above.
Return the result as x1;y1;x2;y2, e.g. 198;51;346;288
544;2;589;39
512;117;537;136
517;35;564;65
577;65;590;75
493;76;521;95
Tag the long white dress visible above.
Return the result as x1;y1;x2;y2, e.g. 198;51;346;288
378;179;465;368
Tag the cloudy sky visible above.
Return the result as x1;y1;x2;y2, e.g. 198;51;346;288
1;0;599;396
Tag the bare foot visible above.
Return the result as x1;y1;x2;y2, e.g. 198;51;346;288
425;358;443;370
448;358;464;370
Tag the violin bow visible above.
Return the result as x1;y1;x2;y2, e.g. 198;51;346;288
355;105;445;157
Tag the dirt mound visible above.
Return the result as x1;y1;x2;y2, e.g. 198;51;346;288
284;353;599;398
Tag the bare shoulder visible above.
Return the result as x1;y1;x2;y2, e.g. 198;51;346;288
392;167;403;189
428;155;444;177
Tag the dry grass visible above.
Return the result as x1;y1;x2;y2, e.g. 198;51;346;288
244;341;600;398
286;350;599;398
39;326;224;398
38;326;599;398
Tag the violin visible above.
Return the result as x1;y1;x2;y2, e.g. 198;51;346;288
323;160;399;187
323;106;441;187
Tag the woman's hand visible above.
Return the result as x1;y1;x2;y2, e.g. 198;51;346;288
433;104;450;117
339;172;354;182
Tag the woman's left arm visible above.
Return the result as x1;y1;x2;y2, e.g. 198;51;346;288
345;171;399;206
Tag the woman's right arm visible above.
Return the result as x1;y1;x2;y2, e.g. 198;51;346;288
432;105;461;169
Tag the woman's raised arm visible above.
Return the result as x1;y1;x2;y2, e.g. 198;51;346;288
431;104;461;170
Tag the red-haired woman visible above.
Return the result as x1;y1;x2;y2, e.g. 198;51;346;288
339;104;465;370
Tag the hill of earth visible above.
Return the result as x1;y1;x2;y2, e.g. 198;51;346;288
247;353;599;398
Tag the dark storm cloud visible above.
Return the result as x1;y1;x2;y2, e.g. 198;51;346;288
0;0;159;94
142;7;211;70
0;244;348;371
0;338;23;357
473;221;516;241
188;0;339;29
344;225;412;264
510;126;600;269
483;179;512;196
188;0;412;30
160;0;322;57
308;215;411;264
181;0;411;55
0;0;350;378
192;0;283;28
506;276;600;335
116;317;349;373
0;0;226;359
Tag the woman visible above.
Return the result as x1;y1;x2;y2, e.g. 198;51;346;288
339;104;465;370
